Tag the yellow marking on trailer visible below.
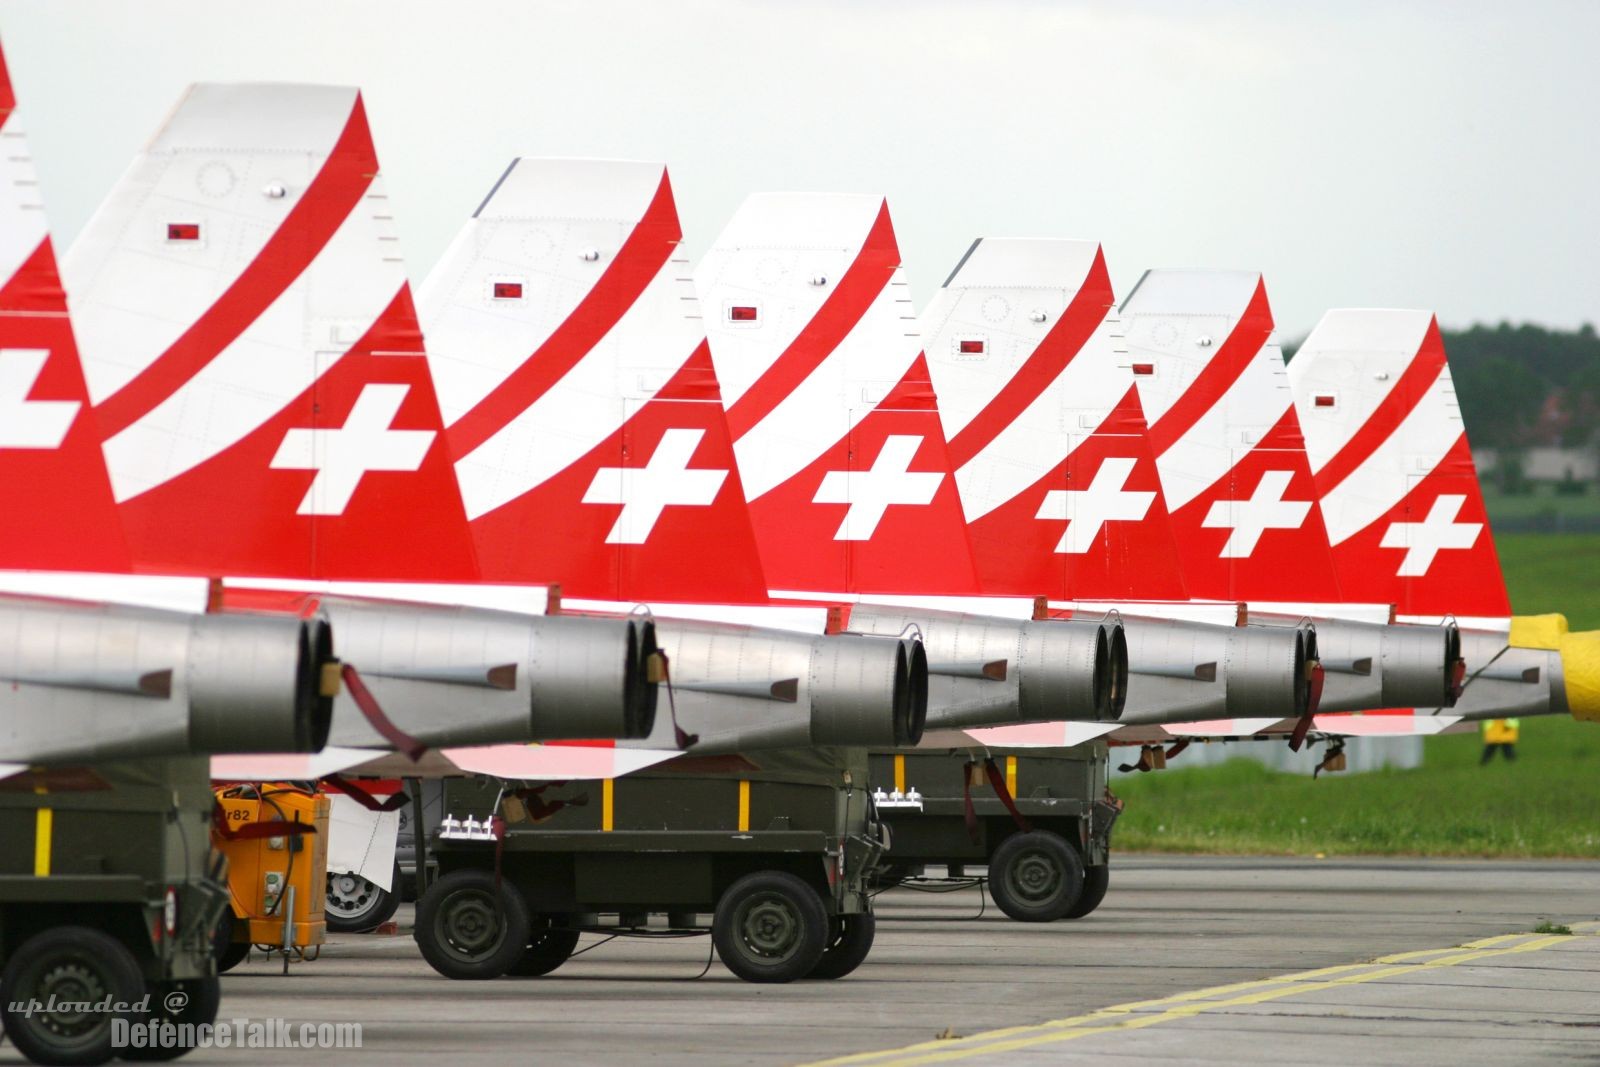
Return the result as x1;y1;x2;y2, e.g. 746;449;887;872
738;779;751;832
894;755;906;795
1005;756;1017;797
33;785;52;876
601;778;614;831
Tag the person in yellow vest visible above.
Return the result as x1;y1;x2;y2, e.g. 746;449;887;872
1480;717;1520;764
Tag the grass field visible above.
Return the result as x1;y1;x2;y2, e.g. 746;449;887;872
1114;531;1600;858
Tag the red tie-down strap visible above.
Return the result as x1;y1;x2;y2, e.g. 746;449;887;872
492;815;508;890
961;758;1034;844
1289;662;1328;752
342;662;426;762
322;774;412;812
210;800;316;842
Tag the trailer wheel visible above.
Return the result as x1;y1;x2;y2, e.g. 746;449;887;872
119;977;222;1061
414;869;531;980
506;918;581;977
211;910;249;974
989;830;1084;922
0;925;145;1066
713;871;828;983
324;862;401;933
1063;863;1110;920
806;912;876;980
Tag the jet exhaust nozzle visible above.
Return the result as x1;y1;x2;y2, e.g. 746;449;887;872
808;634;929;746
843;607;1124;730
315;600;658;749
1224;620;1319;719
0;597;337;764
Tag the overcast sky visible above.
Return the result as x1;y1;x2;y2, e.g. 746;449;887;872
4;0;1596;338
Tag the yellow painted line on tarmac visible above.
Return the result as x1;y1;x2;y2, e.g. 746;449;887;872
805;931;1593;1067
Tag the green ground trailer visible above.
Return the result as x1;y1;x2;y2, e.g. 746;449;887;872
867;743;1118;922
414;747;884;984
0;757;226;1065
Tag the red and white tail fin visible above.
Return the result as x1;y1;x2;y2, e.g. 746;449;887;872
697;193;979;597
417;158;767;602
1119;270;1344;605
0;38;129;571
921;238;1187;602
63;84;477;581
1290;310;1510;624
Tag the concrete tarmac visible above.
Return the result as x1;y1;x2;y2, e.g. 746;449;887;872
12;856;1596;1065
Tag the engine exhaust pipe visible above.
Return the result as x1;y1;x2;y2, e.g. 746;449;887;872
0;597;336;764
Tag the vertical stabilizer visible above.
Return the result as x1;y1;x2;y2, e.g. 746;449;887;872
418;158;767;602
1290;309;1510;622
64;83;477;581
0;38;129;571
922;239;1187;602
1120;270;1343;604
697;193;979;596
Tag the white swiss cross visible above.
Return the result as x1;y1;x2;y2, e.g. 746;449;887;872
269;383;435;516
814;434;944;541
0;348;78;449
582;428;728;544
1202;469;1311;558
1035;457;1156;554
1380;494;1481;576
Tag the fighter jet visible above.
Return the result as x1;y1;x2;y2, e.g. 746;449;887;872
0;41;340;773
1290;308;1599;724
26;80;660;777
698;197;1341;736
416;161;1116;743
1110;270;1466;746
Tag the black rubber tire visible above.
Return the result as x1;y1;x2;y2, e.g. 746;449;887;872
324;862;401;933
212;910;251;974
413;868;531;980
806;912;876;980
712;871;828;984
0;925;146;1066
988;830;1084;923
119;977;222;1061
506;918;581;978
1062;863;1110;920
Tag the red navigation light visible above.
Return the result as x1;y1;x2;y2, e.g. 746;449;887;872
958;340;985;355
493;281;524;300
167;223;201;241
1132;362;1155;376
729;306;759;322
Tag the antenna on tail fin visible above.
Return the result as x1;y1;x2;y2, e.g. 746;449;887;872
0;35;129;572
417;158;768;602
63;83;478;582
1291;309;1510;621
697;193;979;597
921;238;1187;602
